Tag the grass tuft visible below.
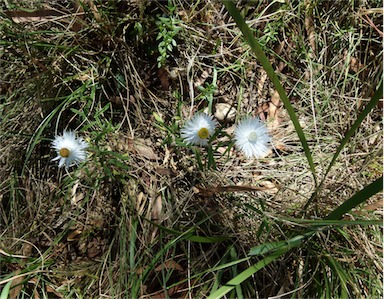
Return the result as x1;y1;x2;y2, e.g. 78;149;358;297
1;0;382;298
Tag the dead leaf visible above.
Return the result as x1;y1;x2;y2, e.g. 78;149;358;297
71;180;84;205
158;67;170;90
155;260;184;272
349;56;365;73
9;270;23;299
4;8;84;32
196;185;276;197
257;102;269;121
156;167;176;177
257;69;268;100
136;192;146;215
145;284;185;299
67;229;83;241
304;0;316;56
109;96;126;106
274;141;292;152
151;195;163;221
10;243;34;298
87;246;100;258
258;180;279;194
83;0;102;23
267;90;282;130
138;260;184;275
71;0;84;32
363;200;383;212
145;278;191;299
5;10;63;23
132;138;159;160
216;146;230;155
28;278;64;298
162;146;171;165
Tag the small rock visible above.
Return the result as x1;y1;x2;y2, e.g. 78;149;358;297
214;103;236;121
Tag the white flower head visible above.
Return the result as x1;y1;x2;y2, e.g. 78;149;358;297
234;117;271;158
51;130;88;168
181;113;217;146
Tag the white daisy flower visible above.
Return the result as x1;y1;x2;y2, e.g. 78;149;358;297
51;130;88;168
181;113;217;146
234;117;271;158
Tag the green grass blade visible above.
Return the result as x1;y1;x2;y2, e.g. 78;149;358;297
324;80;383;180
324;254;350;298
144;217;230;243
249;231;314;256
278;218;382;226
207;145;217;170
187;235;229;243
207;251;284;299
129;218;138;275
193;147;204;170
249;231;314;255
325;176;383;220
22;100;67;176
223;0;317;185
304;80;383;209
229;247;244;299
167;257;251;291
0;281;13;299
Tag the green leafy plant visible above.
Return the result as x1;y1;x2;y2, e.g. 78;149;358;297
156;3;181;68
196;68;218;114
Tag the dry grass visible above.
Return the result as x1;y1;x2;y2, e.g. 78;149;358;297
0;0;382;298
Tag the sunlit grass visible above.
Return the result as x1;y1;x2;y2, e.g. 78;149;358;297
0;0;382;298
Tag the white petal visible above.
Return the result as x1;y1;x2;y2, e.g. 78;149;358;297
51;130;88;168
181;113;217;147
234;117;271;158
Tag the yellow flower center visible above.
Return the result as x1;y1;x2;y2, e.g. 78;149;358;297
197;127;210;139
59;148;71;158
248;131;258;142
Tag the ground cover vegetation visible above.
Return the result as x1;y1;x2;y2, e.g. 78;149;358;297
0;0;382;298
